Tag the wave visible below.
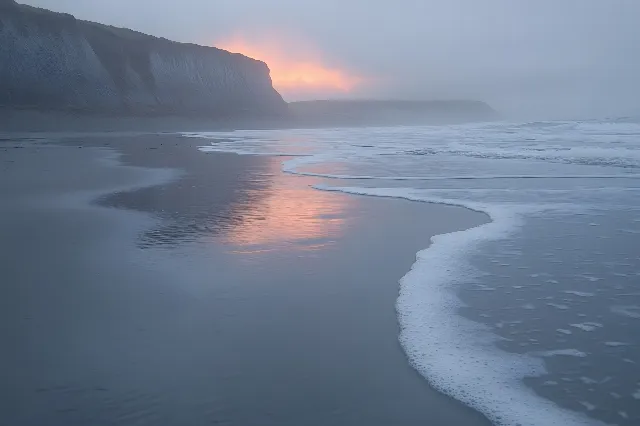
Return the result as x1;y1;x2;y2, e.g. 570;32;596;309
314;185;602;426
185;125;618;426
285;171;640;181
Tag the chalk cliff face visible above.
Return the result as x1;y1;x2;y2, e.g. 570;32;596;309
0;0;287;116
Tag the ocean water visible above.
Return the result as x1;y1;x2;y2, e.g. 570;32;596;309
186;119;640;426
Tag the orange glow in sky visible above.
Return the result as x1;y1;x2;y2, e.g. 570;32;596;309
216;35;362;99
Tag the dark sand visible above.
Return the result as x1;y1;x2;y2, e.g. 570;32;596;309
0;134;491;425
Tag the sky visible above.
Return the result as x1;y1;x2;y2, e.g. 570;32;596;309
21;0;640;119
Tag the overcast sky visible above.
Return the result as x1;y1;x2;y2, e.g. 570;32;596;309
21;0;640;119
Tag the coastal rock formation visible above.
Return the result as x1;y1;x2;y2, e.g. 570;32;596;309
0;0;287;116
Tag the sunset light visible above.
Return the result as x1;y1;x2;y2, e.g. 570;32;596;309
222;157;353;249
216;35;362;99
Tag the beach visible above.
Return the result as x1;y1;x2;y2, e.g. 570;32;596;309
193;122;640;426
0;133;490;425
3;0;638;423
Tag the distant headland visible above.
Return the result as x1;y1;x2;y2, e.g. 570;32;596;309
0;0;496;128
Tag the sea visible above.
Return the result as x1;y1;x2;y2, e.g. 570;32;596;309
186;118;640;426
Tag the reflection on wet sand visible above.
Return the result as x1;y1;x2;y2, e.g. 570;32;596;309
223;159;350;251
7;135;491;426
103;148;351;251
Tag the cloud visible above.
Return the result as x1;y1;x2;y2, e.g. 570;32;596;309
215;33;365;100
19;0;640;118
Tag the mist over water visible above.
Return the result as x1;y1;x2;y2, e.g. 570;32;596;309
5;0;640;425
191;118;640;425
20;0;640;119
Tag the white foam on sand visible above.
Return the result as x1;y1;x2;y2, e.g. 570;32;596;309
313;185;598;426
579;401;597;411
580;377;598;385
186;128;611;426
605;341;629;347
564;290;595;297
538;349;589;358
570;322;603;332
547;302;570;310
283;170;640;182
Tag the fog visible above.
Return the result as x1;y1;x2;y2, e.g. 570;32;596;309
21;0;640;119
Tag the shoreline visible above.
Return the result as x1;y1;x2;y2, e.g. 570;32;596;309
1;133;491;425
0;108;498;134
190;127;606;426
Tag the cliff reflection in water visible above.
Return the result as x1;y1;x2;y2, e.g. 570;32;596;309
104;148;351;251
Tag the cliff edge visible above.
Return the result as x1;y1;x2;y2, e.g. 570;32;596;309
0;1;287;117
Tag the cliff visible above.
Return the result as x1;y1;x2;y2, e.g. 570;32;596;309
0;0;287;117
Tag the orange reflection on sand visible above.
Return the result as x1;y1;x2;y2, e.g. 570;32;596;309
216;35;362;99
224;159;351;249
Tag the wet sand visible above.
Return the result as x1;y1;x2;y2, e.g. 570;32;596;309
0;134;491;425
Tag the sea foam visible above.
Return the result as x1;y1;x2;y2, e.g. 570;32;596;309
313;185;598;426
185;124;623;426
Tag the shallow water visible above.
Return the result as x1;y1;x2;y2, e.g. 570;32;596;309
190;118;640;426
